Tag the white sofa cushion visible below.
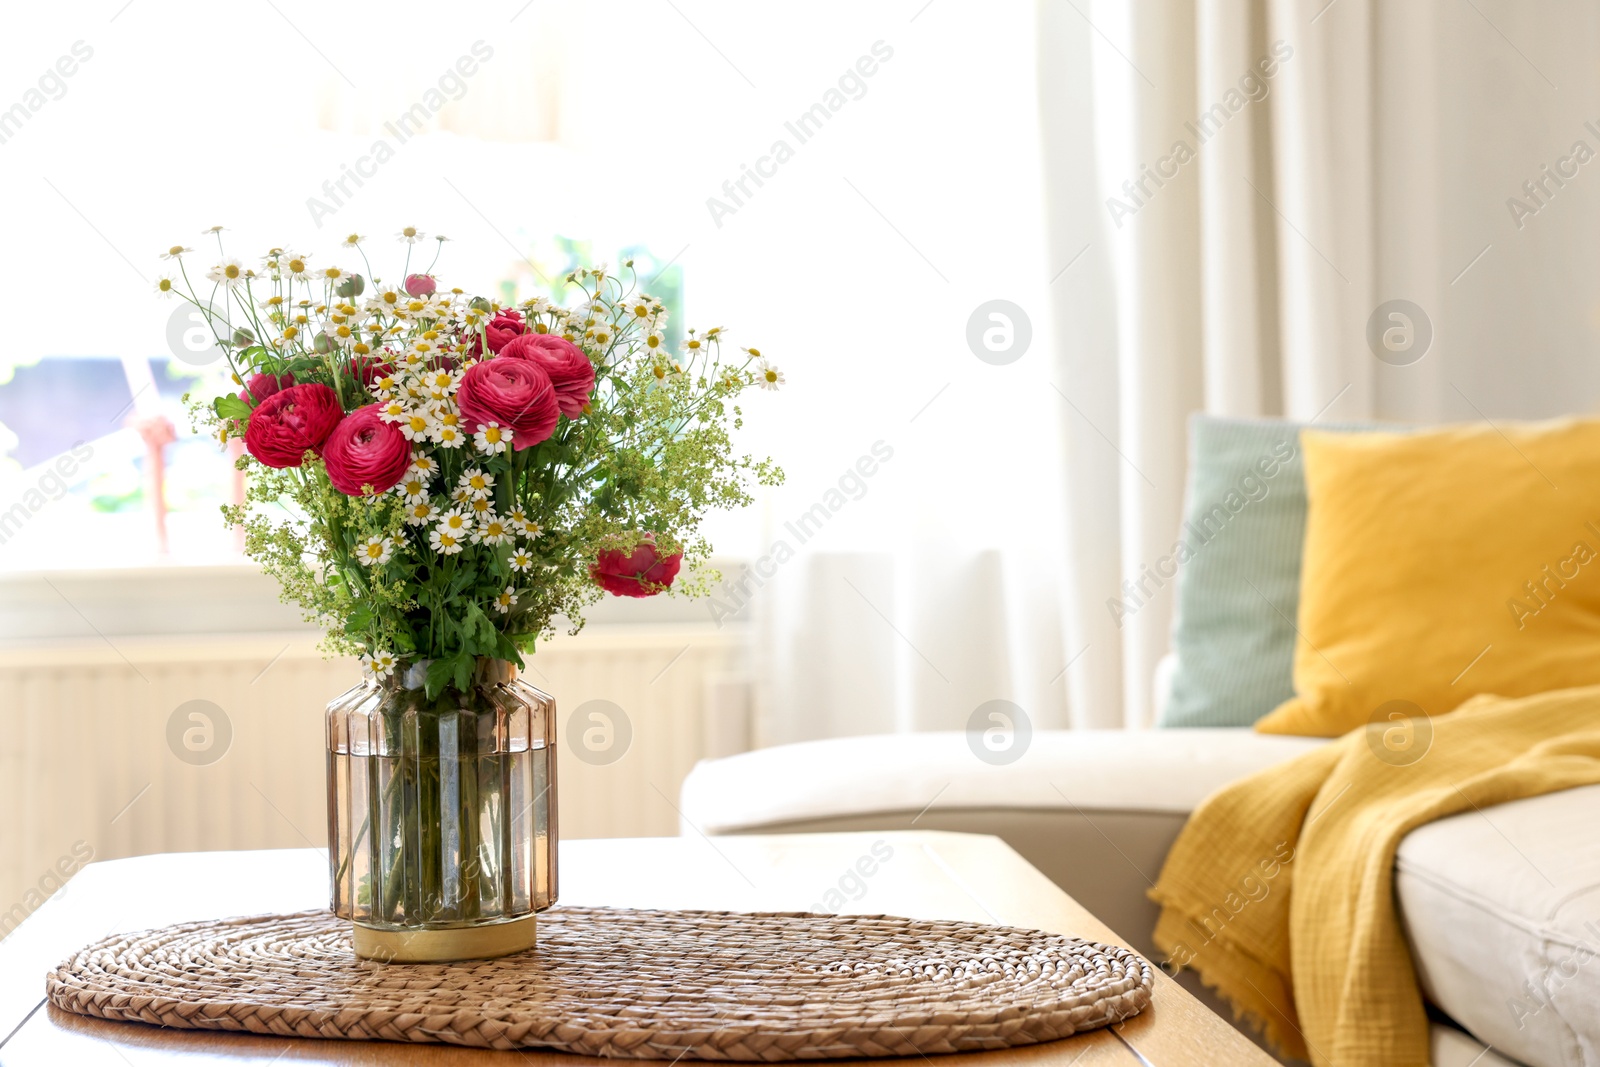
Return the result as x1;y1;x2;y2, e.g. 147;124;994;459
679;729;1326;833
1396;784;1600;1067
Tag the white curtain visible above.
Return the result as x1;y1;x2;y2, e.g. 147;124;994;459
1040;0;1600;729
734;7;1073;747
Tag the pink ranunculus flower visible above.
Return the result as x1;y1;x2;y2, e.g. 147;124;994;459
239;372;293;404
456;357;559;449
320;404;412;496
243;383;343;469
500;334;596;417
404;273;437;297
591;535;683;598
478;309;527;355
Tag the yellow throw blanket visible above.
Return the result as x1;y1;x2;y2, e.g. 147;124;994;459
1150;686;1600;1067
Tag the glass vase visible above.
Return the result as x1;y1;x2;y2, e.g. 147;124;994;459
325;658;558;962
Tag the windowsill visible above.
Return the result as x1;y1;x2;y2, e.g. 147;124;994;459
0;561;750;643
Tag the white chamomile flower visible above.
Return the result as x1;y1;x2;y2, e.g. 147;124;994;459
160;244;192;260
467;496;494;519
361;650;397;678
357;535;393;567
323;320;357;345
369;288;404;313
394;476;430;503
201;225;227;235
341;233;365;248
438;510;472;536
277;251;312;278
408;453;438;480
397;226;426;244
507;508;541;539
460;468;495;499
588;323;615;348
154;274;178;298
433;423;466;449
624;295;658;321
398;410;436;442
377;399;408;423
493;586;518;613
403;500;439;526
755;359;784;391
450;483;474;506
474;515;512;545
474;422;512;454
682;333;705;356
643;330;666;354
320;265;348;285
508;548;535;572
420;367;456;397
429;527;465;555
208;259;249;289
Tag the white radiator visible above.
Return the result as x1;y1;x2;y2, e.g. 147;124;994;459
0;626;749;935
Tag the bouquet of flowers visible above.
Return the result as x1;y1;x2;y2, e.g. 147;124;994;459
167;228;783;697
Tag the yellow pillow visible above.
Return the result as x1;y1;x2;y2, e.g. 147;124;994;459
1256;418;1600;737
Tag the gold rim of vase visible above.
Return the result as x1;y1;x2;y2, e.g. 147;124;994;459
351;913;537;963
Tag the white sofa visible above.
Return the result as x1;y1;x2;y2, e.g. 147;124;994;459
680;730;1600;1067
679;728;1323;958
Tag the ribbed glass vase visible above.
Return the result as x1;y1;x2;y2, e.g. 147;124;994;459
325;658;557;962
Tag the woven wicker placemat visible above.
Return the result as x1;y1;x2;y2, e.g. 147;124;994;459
47;907;1153;1059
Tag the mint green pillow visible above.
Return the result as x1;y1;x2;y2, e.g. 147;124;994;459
1159;415;1371;728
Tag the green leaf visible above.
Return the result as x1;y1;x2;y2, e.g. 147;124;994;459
213;394;252;420
460;602;497;654
452;652;473;692
425;657;456;701
344;602;373;635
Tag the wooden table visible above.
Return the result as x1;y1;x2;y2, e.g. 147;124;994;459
0;832;1275;1065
